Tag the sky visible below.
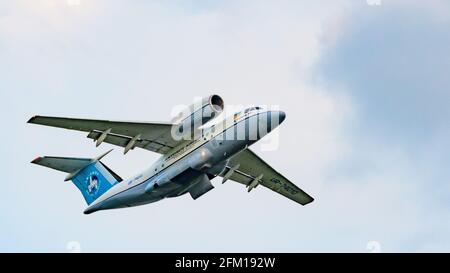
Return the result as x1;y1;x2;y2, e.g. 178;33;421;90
1;0;449;252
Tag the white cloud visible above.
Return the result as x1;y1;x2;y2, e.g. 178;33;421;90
4;0;448;252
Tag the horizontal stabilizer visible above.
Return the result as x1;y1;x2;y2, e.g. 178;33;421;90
31;149;121;205
32;156;92;174
31;149;115;181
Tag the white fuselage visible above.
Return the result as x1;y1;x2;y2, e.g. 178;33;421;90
84;108;284;214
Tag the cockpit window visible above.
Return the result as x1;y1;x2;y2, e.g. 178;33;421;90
234;107;262;122
244;106;262;114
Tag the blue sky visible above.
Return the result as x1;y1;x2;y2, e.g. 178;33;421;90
1;0;449;252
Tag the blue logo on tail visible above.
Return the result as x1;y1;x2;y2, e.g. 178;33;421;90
71;162;118;205
85;171;100;196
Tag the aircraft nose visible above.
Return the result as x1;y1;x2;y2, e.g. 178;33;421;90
278;111;286;123
264;111;286;133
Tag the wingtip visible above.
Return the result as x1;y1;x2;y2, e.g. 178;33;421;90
27;115;39;124
31;157;42;164
304;197;315;205
83;207;96;215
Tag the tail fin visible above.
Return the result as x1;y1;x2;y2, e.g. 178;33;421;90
31;149;122;205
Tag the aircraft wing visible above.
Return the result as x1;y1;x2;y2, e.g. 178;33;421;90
28;116;187;154
222;148;314;205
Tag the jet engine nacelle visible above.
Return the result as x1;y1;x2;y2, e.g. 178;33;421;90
172;94;224;140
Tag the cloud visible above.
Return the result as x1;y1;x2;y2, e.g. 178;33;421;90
311;0;450;251
2;0;449;252
317;0;450;143
1;0;351;252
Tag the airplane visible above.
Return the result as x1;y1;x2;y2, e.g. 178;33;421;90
28;95;314;214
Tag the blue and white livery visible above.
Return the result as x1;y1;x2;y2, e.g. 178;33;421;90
29;95;314;214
